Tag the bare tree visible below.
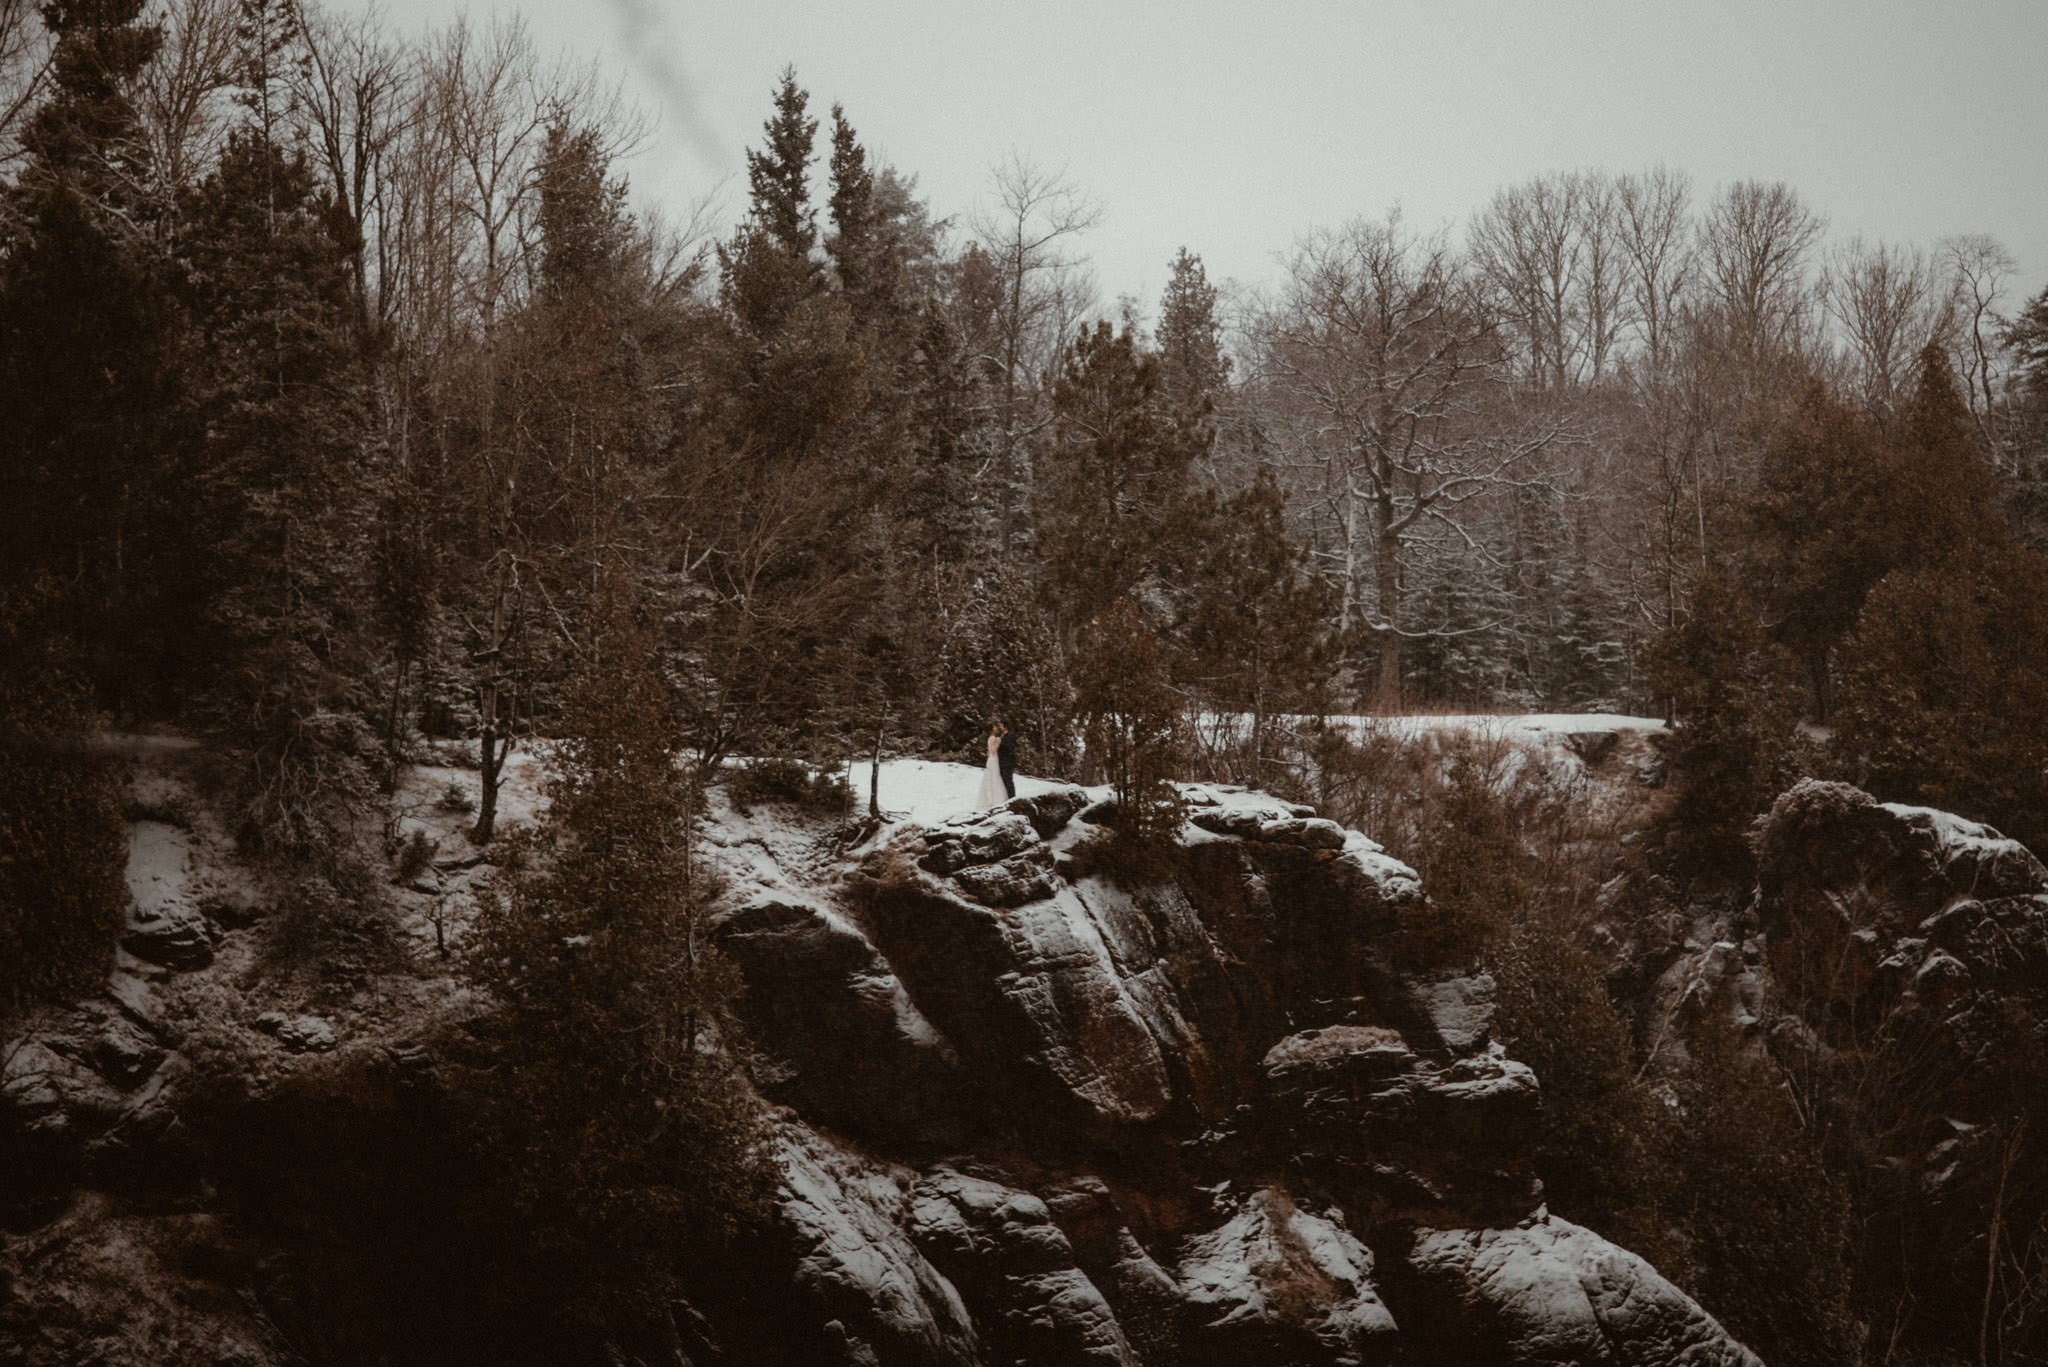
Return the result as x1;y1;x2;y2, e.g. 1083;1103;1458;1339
294;1;412;341
1940;233;2016;454
132;0;239;200
1254;210;1569;707
381;16;645;842
967;153;1099;562
1615;165;1696;375
0;0;52;175
1698;179;1825;369
1576;173;1629;383
1468;171;1631;389
1469;172;1582;389
1823;237;1942;415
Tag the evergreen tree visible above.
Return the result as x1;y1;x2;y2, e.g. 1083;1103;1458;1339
928;573;1074;772
1743;354;1996;720
1156;247;1228;417
718;66;821;339
10;0;161;204
0;584;125;1018
825;101;890;307
177;127;381;853
1742;380;1899;720
1038;321;1203;641
1073;597;1187;846
0;0;179;710
466;566;767;1258
1835;546;2048;852
535;123;633;300
1641;569;1800;841
1167;475;1335;775
745;64;815;258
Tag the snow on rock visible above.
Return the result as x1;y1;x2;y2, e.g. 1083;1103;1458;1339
908;1168;1138;1365
713;891;970;1145
1410;970;1499;1055
3;741;1772;1366
774;1130;982;1367
1174;1186;1397;1359
1878;800;2048;898
121;821;217;971
1253;1027;1544;1228
1403;1211;1764;1366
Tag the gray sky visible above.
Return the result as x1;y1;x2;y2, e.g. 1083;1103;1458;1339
352;0;2048;321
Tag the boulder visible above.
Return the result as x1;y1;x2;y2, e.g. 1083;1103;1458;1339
1255;1027;1543;1226
713;894;968;1145
773;1133;981;1367
1173;1186;1397;1364
1397;1212;1764;1366
919;810;1041;876
909;1168;1137;1365
121;821;217;971
1009;786;1091;839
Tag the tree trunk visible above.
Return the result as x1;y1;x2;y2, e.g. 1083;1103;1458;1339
472;559;514;844
1374;519;1403;711
869;716;884;818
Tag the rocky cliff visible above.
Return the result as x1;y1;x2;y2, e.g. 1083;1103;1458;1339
2;744;1772;1365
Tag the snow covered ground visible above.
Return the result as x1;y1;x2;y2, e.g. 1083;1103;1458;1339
845;759;1076;829
844;710;1664;831
1337;711;1665;738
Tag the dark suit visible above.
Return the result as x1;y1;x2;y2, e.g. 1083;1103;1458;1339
996;730;1016;798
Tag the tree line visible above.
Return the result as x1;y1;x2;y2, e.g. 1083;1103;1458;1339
4;0;2048;855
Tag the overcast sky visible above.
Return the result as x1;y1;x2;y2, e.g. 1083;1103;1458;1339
344;0;2048;325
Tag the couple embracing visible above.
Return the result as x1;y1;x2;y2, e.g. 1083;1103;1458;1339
975;721;1016;809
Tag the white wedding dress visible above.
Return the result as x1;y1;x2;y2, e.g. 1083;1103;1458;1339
975;734;1008;809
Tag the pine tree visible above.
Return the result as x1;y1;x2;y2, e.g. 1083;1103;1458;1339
177;127;381;853
745;65;815;258
11;0;162;205
1167;475;1335;775
1835;547;2048;852
718;66;821;338
1743;356;1997;721
826;102;888;306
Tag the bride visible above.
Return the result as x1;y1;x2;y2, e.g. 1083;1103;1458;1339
975;722;1009;809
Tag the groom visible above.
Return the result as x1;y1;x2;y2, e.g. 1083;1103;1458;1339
997;723;1017;799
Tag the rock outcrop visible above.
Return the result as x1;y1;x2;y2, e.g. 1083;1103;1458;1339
699;783;1761;1365
4;754;1765;1366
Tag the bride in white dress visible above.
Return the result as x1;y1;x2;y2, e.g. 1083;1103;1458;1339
975;722;1008;809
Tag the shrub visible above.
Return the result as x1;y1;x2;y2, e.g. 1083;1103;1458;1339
394;828;437;883
1073;599;1189;855
725;756;850;814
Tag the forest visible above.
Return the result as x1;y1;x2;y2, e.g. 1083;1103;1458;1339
3;0;2048;849
7;1;2048;1363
